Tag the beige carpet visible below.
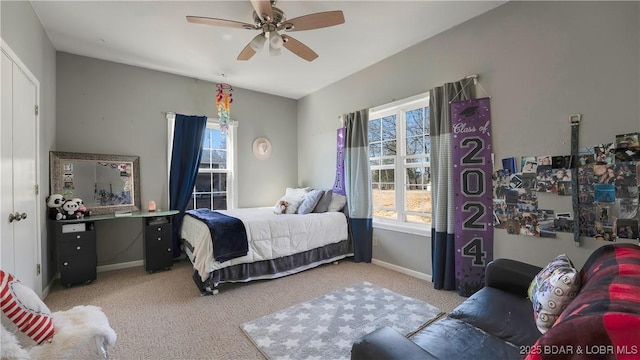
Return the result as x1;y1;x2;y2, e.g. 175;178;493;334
43;259;464;360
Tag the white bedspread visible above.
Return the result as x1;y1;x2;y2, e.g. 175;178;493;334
181;207;349;281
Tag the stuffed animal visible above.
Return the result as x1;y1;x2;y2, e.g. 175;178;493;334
72;198;92;218
46;194;65;220
61;200;80;219
273;200;288;215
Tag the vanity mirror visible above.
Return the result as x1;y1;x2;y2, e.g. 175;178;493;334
49;151;141;215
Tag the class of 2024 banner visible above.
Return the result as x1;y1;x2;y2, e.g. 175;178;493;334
451;97;494;297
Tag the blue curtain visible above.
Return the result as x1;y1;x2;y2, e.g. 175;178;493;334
344;109;372;263
169;114;207;258
430;81;474;290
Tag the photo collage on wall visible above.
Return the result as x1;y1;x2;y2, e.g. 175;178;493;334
493;131;640;241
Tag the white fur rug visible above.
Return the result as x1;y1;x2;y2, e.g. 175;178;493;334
1;305;116;360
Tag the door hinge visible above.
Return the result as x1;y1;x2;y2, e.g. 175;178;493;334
35;184;39;195
36;264;41;275
34;105;39;116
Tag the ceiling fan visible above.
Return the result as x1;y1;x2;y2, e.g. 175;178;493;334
187;0;345;62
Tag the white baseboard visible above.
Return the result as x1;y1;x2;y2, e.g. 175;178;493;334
372;259;432;282
97;260;144;273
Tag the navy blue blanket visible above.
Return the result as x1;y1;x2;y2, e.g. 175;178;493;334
185;209;248;263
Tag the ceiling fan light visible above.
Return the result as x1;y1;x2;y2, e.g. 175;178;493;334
269;46;282;56
269;31;283;50
249;33;266;52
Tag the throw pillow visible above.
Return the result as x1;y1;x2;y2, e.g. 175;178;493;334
0;270;55;345
297;189;323;214
284;187;310;203
327;193;347;212
274;197;302;214
312;190;333;213
527;254;581;334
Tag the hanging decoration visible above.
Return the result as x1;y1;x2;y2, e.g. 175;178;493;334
452;97;494;297
216;82;233;133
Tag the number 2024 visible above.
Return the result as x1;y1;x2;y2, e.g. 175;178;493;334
460;136;487;266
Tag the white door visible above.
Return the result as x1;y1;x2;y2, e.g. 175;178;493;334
1;45;40;294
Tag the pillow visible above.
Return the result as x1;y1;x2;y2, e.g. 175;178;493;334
297;189;323;214
275;187;310;215
527;254;581;333
284;187;310;203
327;193;347;212
274;196;302;214
0;270;55;345
312;190;333;213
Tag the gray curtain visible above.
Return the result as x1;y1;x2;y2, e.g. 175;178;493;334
430;80;475;290
344;109;373;262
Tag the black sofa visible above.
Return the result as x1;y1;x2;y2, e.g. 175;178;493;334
351;258;544;360
353;243;640;360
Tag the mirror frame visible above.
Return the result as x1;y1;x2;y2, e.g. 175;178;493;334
49;151;141;215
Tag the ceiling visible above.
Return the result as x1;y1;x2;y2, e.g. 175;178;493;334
31;1;505;99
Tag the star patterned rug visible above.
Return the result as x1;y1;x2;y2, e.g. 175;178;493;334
240;281;445;360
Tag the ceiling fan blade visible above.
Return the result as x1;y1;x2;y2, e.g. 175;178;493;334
282;11;345;32
282;35;318;62
187;16;255;30
237;42;257;61
250;0;273;22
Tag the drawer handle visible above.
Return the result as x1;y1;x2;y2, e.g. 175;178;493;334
76;246;81;250
157;227;162;231
167;248;171;252
157;237;162;241
76;235;81;239
63;261;69;266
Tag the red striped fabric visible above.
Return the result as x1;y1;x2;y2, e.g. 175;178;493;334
0;270;55;344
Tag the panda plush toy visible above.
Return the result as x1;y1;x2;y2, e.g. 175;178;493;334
72;197;92;218
46;194;65;220
61;200;80;219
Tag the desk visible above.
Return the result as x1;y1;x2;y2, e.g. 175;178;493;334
48;210;179;287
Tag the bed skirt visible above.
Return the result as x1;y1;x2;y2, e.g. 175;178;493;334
186;239;353;295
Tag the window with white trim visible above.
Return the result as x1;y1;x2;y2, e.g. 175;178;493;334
369;93;431;225
186;122;234;210
167;115;237;210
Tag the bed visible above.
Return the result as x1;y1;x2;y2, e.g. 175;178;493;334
180;207;352;295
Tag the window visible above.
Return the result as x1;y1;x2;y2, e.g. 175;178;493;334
188;123;230;210
168;115;236;211
369;93;431;226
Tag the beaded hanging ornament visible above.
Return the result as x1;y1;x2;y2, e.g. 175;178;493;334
216;83;233;133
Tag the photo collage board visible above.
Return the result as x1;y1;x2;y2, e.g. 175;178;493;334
493;132;640;241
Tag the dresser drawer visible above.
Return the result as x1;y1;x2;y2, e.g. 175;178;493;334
58;230;96;243
59;239;96;256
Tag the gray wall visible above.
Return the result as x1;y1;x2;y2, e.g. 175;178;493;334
56;52;297;267
1;1;57;291
3;1;639;287
298;1;640;275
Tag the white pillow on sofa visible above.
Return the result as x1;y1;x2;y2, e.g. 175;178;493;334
528;254;581;333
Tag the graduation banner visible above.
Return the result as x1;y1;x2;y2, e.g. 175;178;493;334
452;97;494;297
333;127;346;196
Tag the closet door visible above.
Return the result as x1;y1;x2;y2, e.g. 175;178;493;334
1;47;40;293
